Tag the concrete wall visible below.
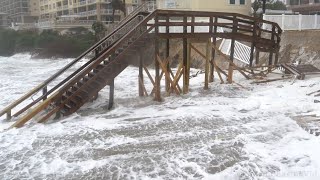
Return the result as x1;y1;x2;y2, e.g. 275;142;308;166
278;30;320;68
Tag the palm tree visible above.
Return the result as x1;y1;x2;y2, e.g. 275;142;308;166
110;0;126;23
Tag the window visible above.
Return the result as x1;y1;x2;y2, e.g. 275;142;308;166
229;0;245;5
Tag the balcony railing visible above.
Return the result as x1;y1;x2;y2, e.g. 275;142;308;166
100;9;113;14
87;10;97;15
87;0;97;4
78;1;87;6
37;20;113;29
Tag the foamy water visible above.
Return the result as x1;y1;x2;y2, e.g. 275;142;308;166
0;54;320;179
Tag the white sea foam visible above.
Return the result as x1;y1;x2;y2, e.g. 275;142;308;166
0;54;320;179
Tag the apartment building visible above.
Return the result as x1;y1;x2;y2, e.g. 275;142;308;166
288;0;320;14
39;0;133;23
0;12;7;27
0;0;39;24
156;0;251;15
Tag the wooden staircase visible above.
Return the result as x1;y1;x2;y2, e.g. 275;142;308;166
0;3;155;128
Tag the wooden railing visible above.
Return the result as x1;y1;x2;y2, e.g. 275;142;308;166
152;10;282;52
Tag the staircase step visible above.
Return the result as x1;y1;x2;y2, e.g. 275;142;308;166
83;76;90;82
88;72;96;77
61;95;68;101
66;89;74;96
96;64;105;70
64;103;73;110
96;77;105;84
69;98;79;106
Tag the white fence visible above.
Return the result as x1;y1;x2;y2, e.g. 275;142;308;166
263;14;320;31
219;39;252;65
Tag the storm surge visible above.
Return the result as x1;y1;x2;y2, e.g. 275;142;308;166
0;54;319;180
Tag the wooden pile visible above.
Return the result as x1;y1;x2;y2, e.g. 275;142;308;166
292;115;320;137
281;64;320;80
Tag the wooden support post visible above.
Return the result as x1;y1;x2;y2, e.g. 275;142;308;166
256;23;262;65
138;52;144;97
108;79;114;110
268;26;276;72
165;15;170;93
154;15;161;101
210;17;218;82
274;49;279;65
228;17;237;84
42;86;47;101
186;39;191;91
249;21;257;67
183;15;189;94
204;39;210;90
6;110;11;120
255;50;260;65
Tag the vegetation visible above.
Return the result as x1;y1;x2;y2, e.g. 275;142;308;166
0;28;17;56
252;0;287;17
0;26;96;58
266;0;287;10
92;21;105;41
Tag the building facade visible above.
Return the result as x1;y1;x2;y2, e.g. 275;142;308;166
0;0;39;24
287;0;320;14
39;0;122;22
0;0;252;30
0;12;8;27
156;0;251;15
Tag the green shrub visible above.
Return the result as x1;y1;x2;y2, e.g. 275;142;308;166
0;29;17;56
0;27;96;58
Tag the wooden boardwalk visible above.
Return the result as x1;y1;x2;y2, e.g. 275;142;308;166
0;4;282;128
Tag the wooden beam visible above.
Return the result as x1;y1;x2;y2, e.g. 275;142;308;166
171;66;184;93
157;55;180;95
143;66;155;86
212;61;225;83
168;68;182;93
139;77;148;96
151;71;164;95
211;44;250;80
